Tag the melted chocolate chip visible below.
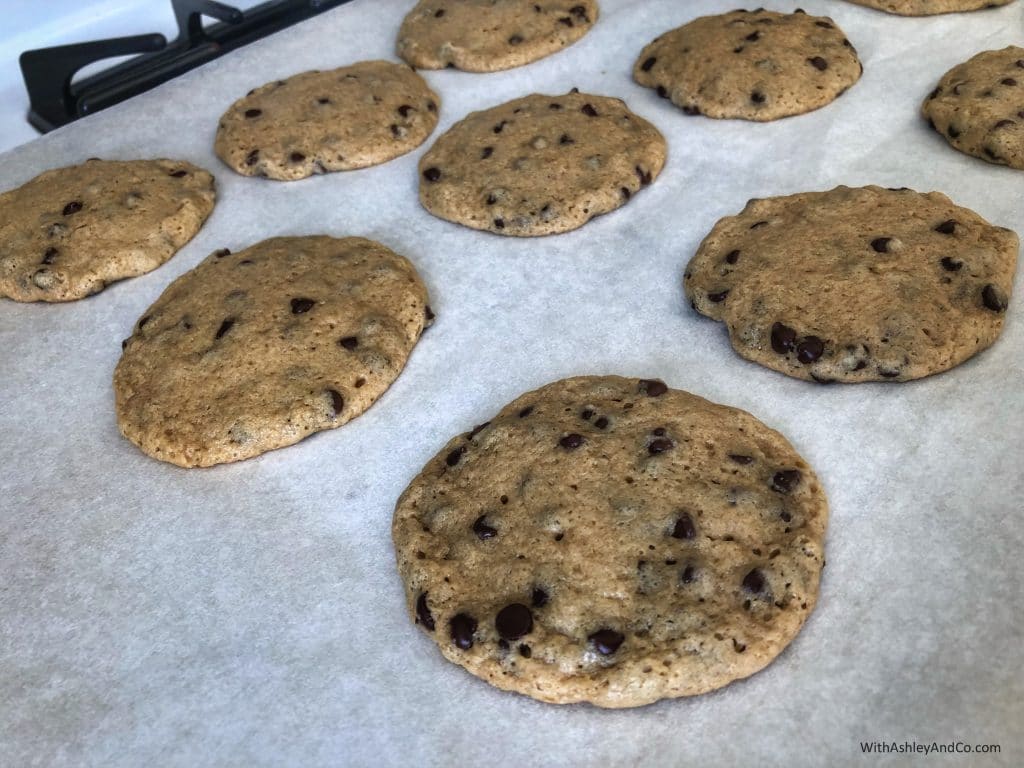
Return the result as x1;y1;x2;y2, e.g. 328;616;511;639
934;219;957;235
751;91;766;104
41;247;58;265
495;603;533;640
982;284;1007;312
639;379;667;396
589;629;625;655
636;166;653;186
871;237;893;253
940;257;962;272
416;593;435;631
531;587;549;608
473;515;497;540
339;336;358;350
508;34;523;45
796;336;824;364
808;56;828;71
328;390;344;416
245;150;259;166
169;169;188;177
559;133;574;145
62;201;82;215
594;416;609;429
519;644;532;658
771;469;802;494
641;56;657;72
680;565;698;583
425;305;436;323
771;322;797;354
648;437;674;455
725;249;740;264
244;108;262;118
672;513;696;540
1001;78;1018;86
742;569;766;594
468;422;490;439
746;31;760;41
289;152;305;163
481;146;493;159
446;446;466;466
450;613;477;649
729;454;754;465
559;433;585;449
423;167;442;182
290;297;315;314
708;289;730;303
215;318;235;339
519;406;534;418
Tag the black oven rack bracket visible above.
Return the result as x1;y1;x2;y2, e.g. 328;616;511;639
20;0;354;133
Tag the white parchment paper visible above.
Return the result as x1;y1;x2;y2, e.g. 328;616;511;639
1;1;1022;765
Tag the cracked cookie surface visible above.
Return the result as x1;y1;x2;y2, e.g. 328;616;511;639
633;9;861;122
215;61;440;181
114;236;431;467
685;186;1019;383
418;90;666;236
393;375;827;707
923;46;1024;170
397;0;598;72
0;159;215;302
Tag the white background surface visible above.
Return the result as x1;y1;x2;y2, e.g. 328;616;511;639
1;1;1022;766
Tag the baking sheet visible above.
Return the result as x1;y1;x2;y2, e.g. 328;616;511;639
1;1;1022;765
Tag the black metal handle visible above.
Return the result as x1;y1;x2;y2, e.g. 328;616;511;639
173;0;245;45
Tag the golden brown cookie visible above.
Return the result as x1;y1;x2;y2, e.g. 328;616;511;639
845;0;1015;16
684;186;1019;383
418;90;666;236
115;236;432;467
397;1;598;72
393;375;828;707
215;61;440;181
0;159;215;302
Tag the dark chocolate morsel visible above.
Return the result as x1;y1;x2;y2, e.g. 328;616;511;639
708;289;730;303
934;219;957;235
672;513;696;540
796;336;824;364
244;108;262;118
328;390;344;416
446;446;466;466
416;592;435;631
423;167;442;182
771;469;802;494
62;201;83;216
290;297;315;314
770;323;797;354
450;613;477;649
589;629;625;655
639;379;668;396
495;603;533;640
339;336;359;350
641;57;657;72
742;569;766;594
559;433;585;449
870;237;892;253
808;56;828;71
648;437;674;455
532;587;549;607
982;284;1007;313
472;515;497;540
215;318;235;339
729;454;754;465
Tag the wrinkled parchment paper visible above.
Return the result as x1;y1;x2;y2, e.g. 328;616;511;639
1;1;1022;765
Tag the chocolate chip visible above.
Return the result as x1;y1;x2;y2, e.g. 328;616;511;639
745;31;760;41
423;167;442;182
635;166;653;186
519;644;532;658
994;119;1016;129
493;120;507;133
318;97;331;105
416;593;435;631
594;416;609;429
940;257;962;272
934;219;957;235
589;629;624;655
450;613;477;649
682;105;701;116
749;220;768;229
486;194;497;206
725;249;740;264
808;56;828;71
928;86;942;100
169;169;188;177
652;427;666;436
468;421;490;439
641;56;657;72
559;433;585;449
390;124;402;138
245;150;259;166
434;8;444;16
982;284;1007;312
41;247;58;265
569;4;587;17
338;336;358;350
244;108;262;118
871;237;892;253
680;565;698;583
1001;78;1018;86
529;588;549;610
708;289;730;303
580;408;594;420
290;152;306;163
446;446;466;466
581;103;598;117
473;515;497;540
729;454;754;466
328;389;344;416
771;469;802;494
518;406;533;418
508;34;523;45
549;102;562;110
62;201;82;215
427;100;437;112
559;133;574;145
648;437;674;455
355;378;365;388
493;218;505;230
290;297;315;314
495;603;533;640
639;379;667;396
215;318;235;339
815;20;833;28
214;248;231;258
947;125;961;139
770;322;797;354
656;85;669;99
672;513;696;540
742;569;766;594
481;146;493;159
796;336;824;364
425;305;436;323
621;187;631;200
751;91;766;104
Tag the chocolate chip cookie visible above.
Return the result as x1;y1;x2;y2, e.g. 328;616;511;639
418;90;666;236
393;375;828;707
923;46;1024;170
397;1;598;72
685;186;1019;383
215;60;440;181
0;159;215;302
633;9;862;121
115;236;432;467
844;0;1015;15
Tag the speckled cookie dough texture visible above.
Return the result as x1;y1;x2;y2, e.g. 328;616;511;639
844;0;1015;16
923;47;1024;170
214;60;440;181
633;9;862;121
397;0;598;72
114;236;432;467
685;186;1019;383
0;159;215;302
418;91;666;236
393;376;828;707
